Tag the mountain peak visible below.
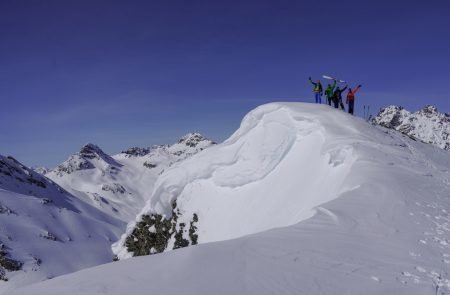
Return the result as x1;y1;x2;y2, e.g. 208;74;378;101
50;143;120;176
79;143;110;160
177;133;214;147
419;105;438;115
373;104;450;150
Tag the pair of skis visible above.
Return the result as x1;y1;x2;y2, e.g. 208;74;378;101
322;75;346;83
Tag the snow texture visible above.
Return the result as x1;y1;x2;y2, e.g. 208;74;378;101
0;133;213;293
11;102;450;295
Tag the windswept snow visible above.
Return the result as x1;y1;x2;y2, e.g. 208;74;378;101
11;102;450;295
115;103;359;259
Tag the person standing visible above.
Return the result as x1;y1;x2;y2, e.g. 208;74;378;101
333;85;347;110
346;85;362;115
324;79;337;106
309;77;323;104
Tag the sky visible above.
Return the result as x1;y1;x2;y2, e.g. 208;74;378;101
1;0;450;167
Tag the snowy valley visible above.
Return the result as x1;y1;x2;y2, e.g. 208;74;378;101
0;133;214;293
2;102;450;295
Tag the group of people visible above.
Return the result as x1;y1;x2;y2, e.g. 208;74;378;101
309;77;362;115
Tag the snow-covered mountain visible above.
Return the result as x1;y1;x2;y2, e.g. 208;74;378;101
0;155;124;293
0;133;214;294
373;105;450;150
11;102;450;295
46;133;214;222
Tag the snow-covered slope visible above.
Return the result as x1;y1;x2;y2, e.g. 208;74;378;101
373;105;450;150
0;133;214;294
11;102;450;295
0;155;124;293
46;133;214;222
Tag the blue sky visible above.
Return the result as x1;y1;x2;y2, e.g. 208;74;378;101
1;0;450;167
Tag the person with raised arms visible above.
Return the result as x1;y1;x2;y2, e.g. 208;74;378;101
346;85;362;115
308;77;323;104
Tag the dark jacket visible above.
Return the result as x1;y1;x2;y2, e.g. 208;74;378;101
333;86;348;100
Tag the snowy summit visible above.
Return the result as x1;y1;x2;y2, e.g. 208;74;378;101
4;103;450;295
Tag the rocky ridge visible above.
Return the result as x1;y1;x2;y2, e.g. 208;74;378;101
373;105;450;150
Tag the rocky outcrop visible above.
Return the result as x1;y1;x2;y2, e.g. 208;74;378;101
124;202;199;257
373;105;450;150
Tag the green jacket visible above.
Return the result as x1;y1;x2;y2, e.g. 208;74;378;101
324;80;337;98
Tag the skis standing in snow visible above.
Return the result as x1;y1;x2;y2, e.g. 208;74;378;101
324;79;337;106
346;85;362;115
309;77;323;104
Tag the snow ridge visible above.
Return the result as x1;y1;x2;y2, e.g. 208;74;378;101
113;103;358;259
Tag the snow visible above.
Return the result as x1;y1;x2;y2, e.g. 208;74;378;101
0;155;125;294
373;105;450;150
5;102;450;294
46;133;214;223
0;134;214;293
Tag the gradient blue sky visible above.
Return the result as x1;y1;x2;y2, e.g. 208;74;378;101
1;0;450;167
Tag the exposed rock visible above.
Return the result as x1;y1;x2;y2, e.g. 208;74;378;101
121;147;152;157
0;247;23;281
53;143;121;176
178;133;214;147
143;162;157;169
124;201;199;257
373;105;450;150
101;183;126;194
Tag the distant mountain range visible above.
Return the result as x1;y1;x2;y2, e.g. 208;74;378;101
0;133;214;292
373;105;450;150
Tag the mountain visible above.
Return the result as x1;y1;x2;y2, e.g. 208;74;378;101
0;155;124;293
373;105;450;150
11;102;450;295
46;133;215;223
0;133;214;294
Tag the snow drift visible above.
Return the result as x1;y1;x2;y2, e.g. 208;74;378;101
113;103;359;258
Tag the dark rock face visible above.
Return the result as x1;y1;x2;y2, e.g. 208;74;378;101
178;133;215;147
101;183;126;194
143;162;157;169
0;246;23;281
121;147;152;157
124;202;199;257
